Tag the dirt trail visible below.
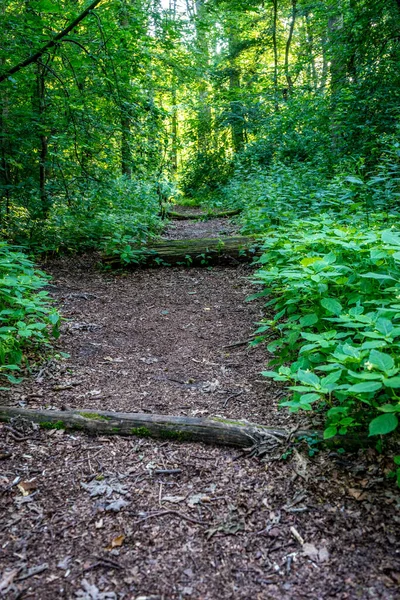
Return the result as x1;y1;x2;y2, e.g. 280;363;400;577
0;218;399;599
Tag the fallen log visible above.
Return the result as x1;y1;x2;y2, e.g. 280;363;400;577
167;208;242;221
0;406;368;451
103;236;261;268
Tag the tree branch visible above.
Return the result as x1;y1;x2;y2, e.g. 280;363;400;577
0;0;104;84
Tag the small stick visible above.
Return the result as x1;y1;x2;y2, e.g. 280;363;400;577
133;509;207;526
222;339;253;350
154;469;182;475
223;391;244;408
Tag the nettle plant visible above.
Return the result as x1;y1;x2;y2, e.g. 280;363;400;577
251;220;400;445
0;243;60;386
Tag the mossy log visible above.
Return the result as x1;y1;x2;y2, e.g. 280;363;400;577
0;406;368;450
167;208;242;220
104;236;261;268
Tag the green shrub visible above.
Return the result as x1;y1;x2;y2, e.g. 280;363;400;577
0;243;60;386
252;220;400;440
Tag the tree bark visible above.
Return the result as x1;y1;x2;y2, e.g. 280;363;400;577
272;0;279;110
284;0;297;95
36;62;49;218
103;235;260;267
0;406;369;450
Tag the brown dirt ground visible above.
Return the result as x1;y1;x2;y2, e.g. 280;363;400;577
0;218;399;600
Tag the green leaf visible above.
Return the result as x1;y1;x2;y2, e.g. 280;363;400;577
297;370;320;387
347;381;382;393
383;377;400;388
369;349;395;373
381;230;400;246
299;313;318;327
320;298;342;316
323;426;338;439
378;404;400;413
299;393;320;403
369;413;398;436
375;318;393;336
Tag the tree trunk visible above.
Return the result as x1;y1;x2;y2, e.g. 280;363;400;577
0;406;369;451
103;235;261;267
272;0;279;110
228;32;245;153
36;62;49;218
284;0;297;95
195;0;211;154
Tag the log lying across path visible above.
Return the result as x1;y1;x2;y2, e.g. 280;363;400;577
167;208;242;221
104;236;261;268
0;406;368;451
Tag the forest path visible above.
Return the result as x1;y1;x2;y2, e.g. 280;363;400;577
0;217;398;599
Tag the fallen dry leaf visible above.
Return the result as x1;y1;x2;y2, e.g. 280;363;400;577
106;534;125;550
17;479;37;496
348;488;368;501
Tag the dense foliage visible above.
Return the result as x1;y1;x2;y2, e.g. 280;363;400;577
0;242;60;385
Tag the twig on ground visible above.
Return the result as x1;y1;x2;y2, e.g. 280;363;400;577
222;339;253;349
223;391;244;408
133;509;207;526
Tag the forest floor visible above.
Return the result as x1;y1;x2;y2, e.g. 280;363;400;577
0;216;399;600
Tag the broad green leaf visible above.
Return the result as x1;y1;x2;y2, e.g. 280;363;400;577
378;404;400;413
360;272;396;281
369;349;394;373
299;393;320;403
347;381;382;393
375;318;393;335
369;413;398;436
297;370;320;387
383;377;400;388
299;313;318;327
381;230;400;247
323;426;338;439
320;298;342;316
321;371;342;386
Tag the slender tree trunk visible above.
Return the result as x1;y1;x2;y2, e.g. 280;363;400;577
284;0;297;95
272;0;279;110
36;62;49;218
195;0;211;154
305;11;317;90
228;33;245;153
171;78;178;174
121;112;132;178
0;58;10;221
170;0;178;174
120;5;132;178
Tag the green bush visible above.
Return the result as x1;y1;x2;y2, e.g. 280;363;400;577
252;220;400;441
0;243;60;386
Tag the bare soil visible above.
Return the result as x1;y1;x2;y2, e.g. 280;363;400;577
0;218;399;599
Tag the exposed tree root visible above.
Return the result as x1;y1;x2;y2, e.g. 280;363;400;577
0;406;369;451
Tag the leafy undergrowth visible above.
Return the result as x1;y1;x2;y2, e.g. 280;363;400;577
212;141;400;484
0;243;60;387
6;176;165;259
